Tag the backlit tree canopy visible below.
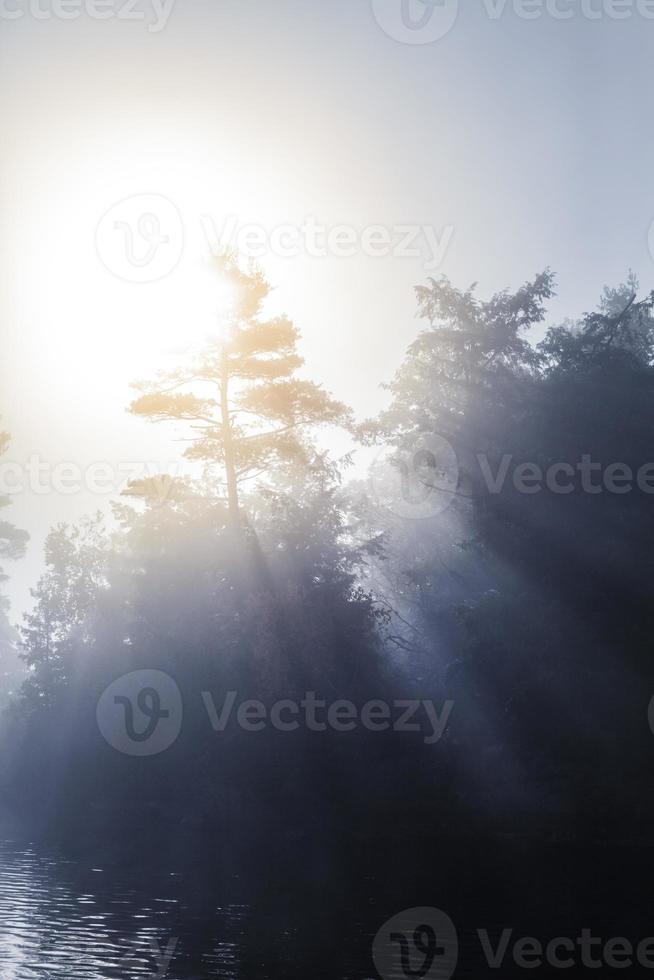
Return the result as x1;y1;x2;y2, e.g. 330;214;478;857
129;253;351;521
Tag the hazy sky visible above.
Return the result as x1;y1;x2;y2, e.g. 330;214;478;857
2;0;654;614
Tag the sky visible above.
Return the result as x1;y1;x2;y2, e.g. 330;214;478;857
2;0;654;615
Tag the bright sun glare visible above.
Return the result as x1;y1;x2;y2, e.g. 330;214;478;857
179;262;239;348
17;164;261;398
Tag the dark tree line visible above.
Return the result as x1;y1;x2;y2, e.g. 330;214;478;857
3;257;654;849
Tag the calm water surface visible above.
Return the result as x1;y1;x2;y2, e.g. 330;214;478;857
0;837;387;979
1;834;650;979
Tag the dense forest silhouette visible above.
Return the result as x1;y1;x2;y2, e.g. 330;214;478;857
2;255;654;854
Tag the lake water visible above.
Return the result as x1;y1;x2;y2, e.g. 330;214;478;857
0;834;651;979
0;836;387;979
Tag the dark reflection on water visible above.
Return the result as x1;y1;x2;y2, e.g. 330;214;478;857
0;838;383;980
0;835;652;979
0;838;247;979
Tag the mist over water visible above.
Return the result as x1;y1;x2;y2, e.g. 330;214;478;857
3;2;654;978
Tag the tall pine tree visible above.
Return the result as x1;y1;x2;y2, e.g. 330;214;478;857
129;254;350;523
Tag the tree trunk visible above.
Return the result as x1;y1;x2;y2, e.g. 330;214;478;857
219;355;273;593
220;356;240;525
